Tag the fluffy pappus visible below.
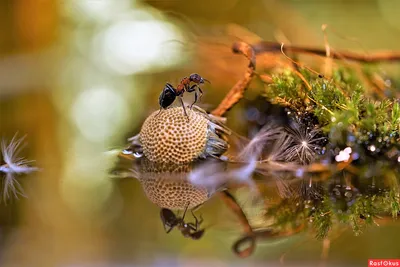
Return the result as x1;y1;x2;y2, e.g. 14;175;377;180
283;122;327;165
188;157;259;197
0;133;39;202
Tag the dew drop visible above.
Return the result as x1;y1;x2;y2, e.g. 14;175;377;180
133;152;144;158
122;149;133;155
344;191;352;198
296;168;305;177
384;79;392;87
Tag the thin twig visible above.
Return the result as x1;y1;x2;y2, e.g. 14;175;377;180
217;190;255;258
280;43;323;78
218;190;254;234
319;238;331;267
233;224;305;259
280;235;312;265
252;41;400;62
321;24;333;78
211;41;256;117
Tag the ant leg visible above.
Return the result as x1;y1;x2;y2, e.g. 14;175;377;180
191;209;203;227
162;217;174;233
198;214;204;225
181;201;190;220
191;209;198;224
187;85;198;109
190;91;198;109
156;107;163;117
198;87;203;103
165;226;174;234
191;203;203;212
187;222;197;231
178;96;189;119
186;84;197;93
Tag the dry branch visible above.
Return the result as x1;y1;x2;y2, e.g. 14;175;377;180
211;41;256;117
252;41;400;62
217;190;256;258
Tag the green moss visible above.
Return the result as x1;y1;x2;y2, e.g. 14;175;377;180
311;197;333;240
263;67;399;142
259;66;399;238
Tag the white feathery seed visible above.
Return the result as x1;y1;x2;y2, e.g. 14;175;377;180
0;134;39;202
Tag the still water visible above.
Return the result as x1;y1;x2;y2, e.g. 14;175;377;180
1;0;400;267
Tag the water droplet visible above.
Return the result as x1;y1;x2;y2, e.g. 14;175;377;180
220;155;229;161
384;79;392;87
333;188;341;196
296;168;304;177
122;149;133;155
133;152;143;158
347;135;356;142
344;191;352;198
344;147;352;154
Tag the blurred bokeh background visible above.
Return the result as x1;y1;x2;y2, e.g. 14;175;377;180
1;0;399;266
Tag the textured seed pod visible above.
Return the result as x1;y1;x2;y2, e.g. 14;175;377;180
135;159;215;210
138;106;230;164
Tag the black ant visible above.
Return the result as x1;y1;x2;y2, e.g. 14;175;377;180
160;203;205;240
158;73;209;117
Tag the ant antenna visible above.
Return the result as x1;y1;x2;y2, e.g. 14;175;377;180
280;43;324;78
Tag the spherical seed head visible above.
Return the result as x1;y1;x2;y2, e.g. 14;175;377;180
139;106;229;164
138;160;211;210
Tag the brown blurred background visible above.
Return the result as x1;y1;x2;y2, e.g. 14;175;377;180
1;0;400;266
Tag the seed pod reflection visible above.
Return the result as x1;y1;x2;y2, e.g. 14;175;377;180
133;158;227;210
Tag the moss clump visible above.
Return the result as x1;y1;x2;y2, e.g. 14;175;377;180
258;65;399;239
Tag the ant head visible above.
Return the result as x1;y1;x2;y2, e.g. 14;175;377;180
190;229;205;240
189;73;205;84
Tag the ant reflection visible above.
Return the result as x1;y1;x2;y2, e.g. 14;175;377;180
160;203;205;240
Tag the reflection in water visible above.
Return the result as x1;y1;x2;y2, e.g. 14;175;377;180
160;205;205;240
111;108;399;259
131;158;215;210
